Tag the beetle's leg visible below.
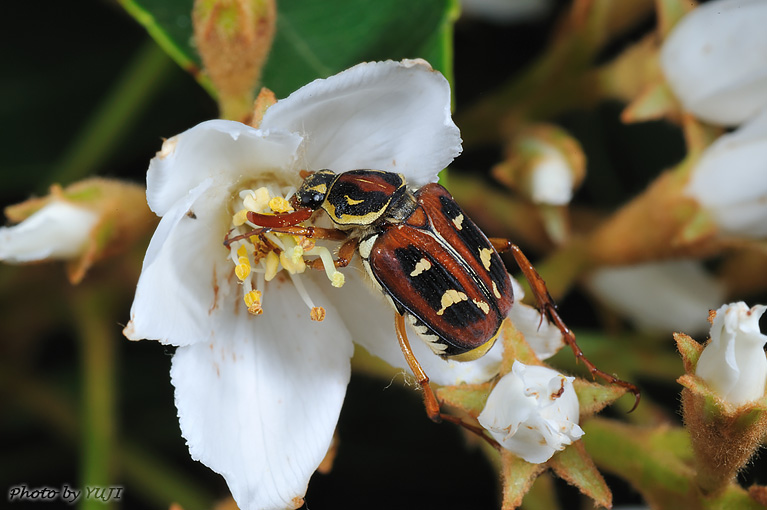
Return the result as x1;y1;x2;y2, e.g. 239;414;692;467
307;238;359;270
247;208;314;228
490;238;641;412
224;225;348;247
394;313;502;447
394;313;442;423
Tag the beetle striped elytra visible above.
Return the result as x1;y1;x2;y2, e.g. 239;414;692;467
224;169;640;420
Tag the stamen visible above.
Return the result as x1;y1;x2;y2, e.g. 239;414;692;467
269;196;294;213
288;272;316;309
244;290;263;315
311;307;326;322
235;257;251;281
232;209;249;227
306;245;346;288
264;251;279;281
243;187;270;212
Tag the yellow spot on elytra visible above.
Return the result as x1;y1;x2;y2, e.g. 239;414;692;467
269;196;293;213
452;213;464;230
492;281;502;299
436;289;468;316
244;290;263;315
473;299;490;314
345;195;365;206
479;247;493;270
311;307;326;322
410;258;432;277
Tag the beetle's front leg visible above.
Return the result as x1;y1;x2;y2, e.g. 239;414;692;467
489;238;641;412
224;225;349;247
306;238;359;270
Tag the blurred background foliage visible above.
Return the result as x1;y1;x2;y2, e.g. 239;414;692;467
1;0;765;509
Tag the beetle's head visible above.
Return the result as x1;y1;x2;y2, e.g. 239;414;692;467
295;169;337;210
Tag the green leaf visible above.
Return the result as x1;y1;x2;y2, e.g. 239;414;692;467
549;441;612;509
120;0;459;98
499;450;547;510
583;418;698;509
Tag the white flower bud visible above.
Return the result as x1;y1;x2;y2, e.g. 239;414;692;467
478;361;584;464
696;302;767;406
0;201;98;263
685;109;767;239
660;0;767;126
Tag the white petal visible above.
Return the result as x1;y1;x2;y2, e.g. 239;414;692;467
171;276;353;510
260;60;461;186
125;180;235;346
696;302;767;405
686;109;767;238
478;362;582;464
587;261;725;336
0;201;98;262
332;271;502;386
661;0;767;125
508;301;564;360
147;120;302;216
529;154;575;205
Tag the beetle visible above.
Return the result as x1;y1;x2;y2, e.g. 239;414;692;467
226;169;639;421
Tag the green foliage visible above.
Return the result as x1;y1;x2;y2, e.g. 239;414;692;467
119;0;458;97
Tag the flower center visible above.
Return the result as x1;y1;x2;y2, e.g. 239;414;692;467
226;184;345;321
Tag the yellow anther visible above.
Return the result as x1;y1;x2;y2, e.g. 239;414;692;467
232;209;249;227
280;251;306;274
310;307;326;322
269;196;294;213
264;251;280;281
235;261;251;281
289;245;304;264
244;290;263;315
244;187;271;212
237;245;248;258
331;271;345;288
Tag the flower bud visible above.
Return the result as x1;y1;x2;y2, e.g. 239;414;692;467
193;0;277;122
478;361;584;464
685;109;767;239
0;178;155;284
660;0;767;126
696;302;767;406
493;124;585;207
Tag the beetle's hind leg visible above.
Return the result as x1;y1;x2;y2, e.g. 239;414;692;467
393;313;501;447
394;313;442;423
489;238;641;412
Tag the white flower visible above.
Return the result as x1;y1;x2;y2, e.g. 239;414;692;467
696;302;767;406
685;108;767;239
0;200;97;262
123;60;533;510
587;260;725;336
478;361;583;464
660;0;767;126
527;150;575;206
507;278;564;360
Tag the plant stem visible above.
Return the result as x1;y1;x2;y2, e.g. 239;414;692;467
47;40;174;188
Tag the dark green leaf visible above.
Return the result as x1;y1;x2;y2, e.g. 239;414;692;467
120;0;458;98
